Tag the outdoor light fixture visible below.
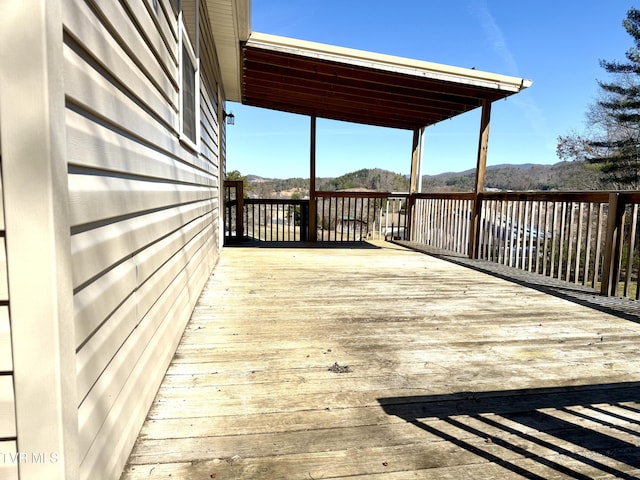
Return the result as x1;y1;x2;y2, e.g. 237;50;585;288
224;111;235;125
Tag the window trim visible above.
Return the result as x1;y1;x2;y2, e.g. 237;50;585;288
178;12;200;150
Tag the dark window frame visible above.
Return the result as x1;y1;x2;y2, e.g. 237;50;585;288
179;12;200;149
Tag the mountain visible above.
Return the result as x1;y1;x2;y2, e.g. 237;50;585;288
245;161;604;198
318;168;410;192
246;168;410;198
424;161;603;192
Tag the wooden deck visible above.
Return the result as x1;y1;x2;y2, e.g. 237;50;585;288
121;241;640;479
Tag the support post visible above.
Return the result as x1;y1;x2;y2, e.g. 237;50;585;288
407;129;421;242
409;128;420;194
309;116;317;241
418;126;426;193
236;181;244;239
469;99;491;259
601;193;626;296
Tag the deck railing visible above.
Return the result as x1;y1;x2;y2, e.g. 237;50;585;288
474;193;610;287
224;181;640;300
410;191;640;300
244;199;309;242
411;193;475;256
224;182;409;243
223;180;244;241
224;182;309;242
316;192;408;241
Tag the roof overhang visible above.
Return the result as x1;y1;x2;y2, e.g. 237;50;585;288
205;0;251;101
242;32;532;130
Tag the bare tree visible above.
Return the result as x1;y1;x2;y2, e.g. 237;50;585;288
557;8;640;190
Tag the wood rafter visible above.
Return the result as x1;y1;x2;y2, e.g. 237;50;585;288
241;34;531;130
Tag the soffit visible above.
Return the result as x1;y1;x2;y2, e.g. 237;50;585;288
205;0;250;101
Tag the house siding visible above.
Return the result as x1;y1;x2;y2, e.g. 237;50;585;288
0;164;17;480
63;0;221;478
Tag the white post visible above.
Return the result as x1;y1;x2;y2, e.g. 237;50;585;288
0;1;78;478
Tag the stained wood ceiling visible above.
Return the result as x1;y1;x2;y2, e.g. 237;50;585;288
241;33;532;131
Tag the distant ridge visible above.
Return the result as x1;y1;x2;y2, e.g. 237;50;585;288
432;163;541;177
245;161;603;198
423;161;601;192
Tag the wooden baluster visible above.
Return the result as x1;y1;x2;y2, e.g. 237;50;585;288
624;204;638;297
565;202;575;282
583;203;593;287
574;203;584;284
601;193;627;296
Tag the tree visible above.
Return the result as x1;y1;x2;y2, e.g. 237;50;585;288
226;169;252;197
557;7;640;189
290;191;303;226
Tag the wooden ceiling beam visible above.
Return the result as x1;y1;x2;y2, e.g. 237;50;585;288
242;74;477;118
243;47;507;102
242;95;427;130
240;38;529;129
242;84;453;123
243;61;483;111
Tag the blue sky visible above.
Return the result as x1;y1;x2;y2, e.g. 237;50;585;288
226;1;634;179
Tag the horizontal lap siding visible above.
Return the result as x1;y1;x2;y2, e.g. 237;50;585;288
199;0;223;241
0;163;17;479
63;1;220;479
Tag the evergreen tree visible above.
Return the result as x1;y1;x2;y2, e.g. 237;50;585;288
586;7;640;189
225;169;252;197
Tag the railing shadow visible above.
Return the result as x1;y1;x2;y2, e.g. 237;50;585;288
396;240;640;325
224;238;382;249
379;382;640;479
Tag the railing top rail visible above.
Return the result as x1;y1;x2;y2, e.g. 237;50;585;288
617;191;640;203
478;191;612;202
244;198;309;205
415;192;475;200
414;190;640;203
224;180;244;187
315;191;405;199
232;188;640;205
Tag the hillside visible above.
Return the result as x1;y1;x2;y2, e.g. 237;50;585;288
246;161;605;198
424;161;603;192
246;168;410;197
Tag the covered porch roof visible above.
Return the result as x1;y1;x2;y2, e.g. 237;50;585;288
239;32;532;130
209;0;532;130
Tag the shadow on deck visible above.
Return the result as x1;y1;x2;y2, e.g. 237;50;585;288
380;382;640;480
225;239;384;249
121;240;640;479
396;240;640;325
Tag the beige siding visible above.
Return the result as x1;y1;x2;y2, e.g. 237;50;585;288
0;288;16;480
0;308;12;373
199;0;224;243
0;150;17;480
63;0;221;478
0;441;18;480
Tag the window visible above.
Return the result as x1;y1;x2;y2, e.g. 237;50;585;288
179;13;199;147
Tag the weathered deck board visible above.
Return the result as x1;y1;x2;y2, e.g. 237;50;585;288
121;241;640;479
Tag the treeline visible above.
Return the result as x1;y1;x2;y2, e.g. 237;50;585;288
317;168;410;191
247;168;410;197
244;161;606;198
424;160;604;192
